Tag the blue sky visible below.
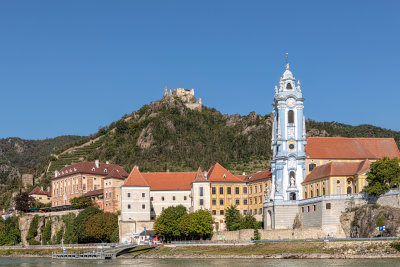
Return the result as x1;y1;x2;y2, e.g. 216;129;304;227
1;1;399;139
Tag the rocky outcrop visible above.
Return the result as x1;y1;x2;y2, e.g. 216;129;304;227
137;124;155;149
341;204;400;238
306;128;329;138
18;210;80;245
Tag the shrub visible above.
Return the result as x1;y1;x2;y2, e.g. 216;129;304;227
377;215;385;227
27;215;39;244
70;197;94;209
42;220;52;245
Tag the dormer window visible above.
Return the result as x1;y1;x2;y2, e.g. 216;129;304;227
223;174;226;179
286;83;292;89
92;168;95;171
104;169;107;173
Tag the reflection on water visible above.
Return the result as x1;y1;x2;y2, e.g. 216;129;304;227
0;258;400;267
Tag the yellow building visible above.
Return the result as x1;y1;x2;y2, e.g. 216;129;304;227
206;163;247;230
302;160;370;198
29;186;51;204
302;137;400;199
204;163;272;229
244;170;271;221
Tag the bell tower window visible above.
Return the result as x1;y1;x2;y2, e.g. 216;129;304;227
288;110;294;124
286;83;292;89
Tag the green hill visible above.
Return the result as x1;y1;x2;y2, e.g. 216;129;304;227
39;97;400;183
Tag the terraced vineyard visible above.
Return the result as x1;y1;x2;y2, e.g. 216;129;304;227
46;137;105;176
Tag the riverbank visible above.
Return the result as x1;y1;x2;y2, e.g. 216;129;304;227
127;240;400;259
0;248;84;258
1;240;400;259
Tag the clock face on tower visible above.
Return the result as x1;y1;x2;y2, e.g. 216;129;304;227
286;98;296;108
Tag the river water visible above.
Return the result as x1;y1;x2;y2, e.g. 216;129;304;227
1;258;400;267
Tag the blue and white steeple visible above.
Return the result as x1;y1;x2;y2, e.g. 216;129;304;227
269;60;306;203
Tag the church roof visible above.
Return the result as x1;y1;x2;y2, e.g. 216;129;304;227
123;166;149;187
305;137;400;159
302;160;371;184
206;163;244;183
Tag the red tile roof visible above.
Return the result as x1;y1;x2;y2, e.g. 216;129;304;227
104;168;126;180
53;161;128;179
206;163;245;183
142;172;197;190
82;189;104;197
193;167;207;183
302;160;371;184
245;169;272;182
29;186;51;197
123;166;150;187
305;137;400;159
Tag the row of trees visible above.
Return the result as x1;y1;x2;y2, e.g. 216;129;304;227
154;205;214;240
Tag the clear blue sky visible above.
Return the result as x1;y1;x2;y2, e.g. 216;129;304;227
1;1;399;139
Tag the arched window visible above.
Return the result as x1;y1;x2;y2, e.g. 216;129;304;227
347;186;352;194
286;83;292;89
310;190;313;198
288;110;294;124
323;188;326;195
309;163;316;172
290;192;296;200
317;188;320;196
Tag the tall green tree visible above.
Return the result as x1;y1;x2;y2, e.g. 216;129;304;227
180;210;214;240
224;206;242;231
154;205;187;240
85;212;118;243
0;217;20;246
241;215;257;229
365;157;400;197
73;206;102;243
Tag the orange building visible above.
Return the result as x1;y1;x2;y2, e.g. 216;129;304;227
51;160;128;209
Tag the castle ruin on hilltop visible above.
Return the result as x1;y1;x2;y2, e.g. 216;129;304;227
162;85;202;111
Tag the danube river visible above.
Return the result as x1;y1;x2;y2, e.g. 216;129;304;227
1;258;400;267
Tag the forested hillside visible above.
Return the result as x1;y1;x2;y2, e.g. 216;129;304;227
1;96;400;210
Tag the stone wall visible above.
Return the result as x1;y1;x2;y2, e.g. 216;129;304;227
377;193;400;208
119;219;154;244
211;227;324;241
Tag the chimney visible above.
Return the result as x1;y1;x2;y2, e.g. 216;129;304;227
47;187;50;192
204;171;207;178
242;172;246;175
95;160;100;168
41;186;43;191
166;169;170;173
106;161;109;165
55;171;58;178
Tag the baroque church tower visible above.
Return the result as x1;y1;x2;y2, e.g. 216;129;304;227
268;60;306;203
